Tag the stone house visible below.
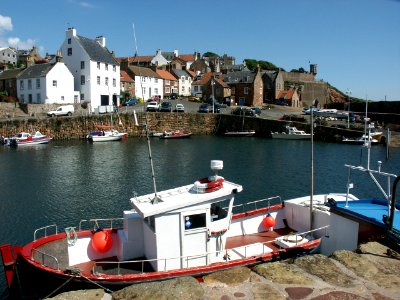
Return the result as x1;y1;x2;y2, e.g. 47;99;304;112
262;70;284;103
224;67;263;107
120;70;135;101
192;72;230;101
0;68;25;99
60;27;120;111
276;89;301;107
155;69;178;98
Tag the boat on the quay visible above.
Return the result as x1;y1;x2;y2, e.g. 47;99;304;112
271;126;311;140
0;159;325;298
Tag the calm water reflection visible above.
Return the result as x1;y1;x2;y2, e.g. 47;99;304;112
0;136;399;296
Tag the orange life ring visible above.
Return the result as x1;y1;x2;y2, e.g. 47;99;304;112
194;176;224;193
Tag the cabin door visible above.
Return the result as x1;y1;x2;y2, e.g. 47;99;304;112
182;230;208;268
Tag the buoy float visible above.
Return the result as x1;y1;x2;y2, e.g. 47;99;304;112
193;176;224;193
262;214;276;228
91;230;113;253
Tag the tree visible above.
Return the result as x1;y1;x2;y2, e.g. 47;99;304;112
244;59;279;71
203;52;219;58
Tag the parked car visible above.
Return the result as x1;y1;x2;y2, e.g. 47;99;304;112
146;101;160;112
169;93;178;100
174;104;185;112
275;100;289;106
147;95;161;102
47;105;74;117
251;107;261;116
159;101;172;112
231;106;256;117
188;96;201;102
125;98;138;106
198;103;209;113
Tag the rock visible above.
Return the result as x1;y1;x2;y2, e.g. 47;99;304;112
111;277;204;300
202;266;251;286
48;289;111;300
253;261;313;285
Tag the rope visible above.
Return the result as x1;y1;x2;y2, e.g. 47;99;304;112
80;273;113;293
43;275;75;299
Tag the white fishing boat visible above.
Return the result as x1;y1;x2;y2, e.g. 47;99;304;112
0;160;324;298
271;126;311;139
88;129;127;142
5;131;52;146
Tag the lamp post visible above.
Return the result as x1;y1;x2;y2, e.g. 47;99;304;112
346;89;352;128
211;79;215;114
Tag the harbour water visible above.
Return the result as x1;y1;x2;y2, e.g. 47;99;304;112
0;136;399;297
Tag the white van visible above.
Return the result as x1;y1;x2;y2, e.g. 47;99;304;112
47;105;75;117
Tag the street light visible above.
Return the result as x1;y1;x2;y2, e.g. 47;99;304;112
346;89;352;128
211;79;215;114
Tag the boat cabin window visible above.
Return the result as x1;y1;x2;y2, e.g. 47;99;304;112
184;213;206;230
211;199;230;222
145;216;155;232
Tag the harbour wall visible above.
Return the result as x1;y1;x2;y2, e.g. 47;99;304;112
0;111;393;145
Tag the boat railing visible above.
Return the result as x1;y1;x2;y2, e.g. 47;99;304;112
232;196;282;213
78;217;124;231
30;248;60;271
91;225;329;277
34;224;58;241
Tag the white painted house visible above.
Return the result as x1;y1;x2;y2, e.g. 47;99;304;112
60;28;120;112
172;69;192;97
16;58;76;104
0;47;17;66
125;65;163;100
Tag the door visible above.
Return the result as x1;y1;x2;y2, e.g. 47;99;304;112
182;230;208;268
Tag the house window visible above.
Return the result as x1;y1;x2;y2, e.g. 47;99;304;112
113;78;116;87
105;64;108;71
141;77;145;82
81;76;86;85
20;94;24;101
97;76;100;85
36;79;40;89
155;78;158;83
244;87;249;94
154;88;158;94
36;93;41;102
105;77;109;86
181;76;185;82
74;95;79;103
181;86;184;92
165;80;170;85
142;87;146;94
165;87;170;93
232;87;235;94
194;86;198;92
81;61;85;69
53;80;57;87
97;62;100;69
28;80;32;90
61;96;64;101
184;213;206;230
113;65;116;72
80;93;85;100
68;38;71;44
67;48;72;56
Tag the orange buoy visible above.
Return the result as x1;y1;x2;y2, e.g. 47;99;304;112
91;230;113;253
262;214;276;228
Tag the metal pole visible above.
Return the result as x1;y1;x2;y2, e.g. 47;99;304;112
211;79;215;114
310;103;314;233
347;89;351;129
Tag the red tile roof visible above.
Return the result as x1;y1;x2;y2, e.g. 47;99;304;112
120;70;134;82
116;55;154;63
179;54;195;62
277;90;295;100
156;69;176;81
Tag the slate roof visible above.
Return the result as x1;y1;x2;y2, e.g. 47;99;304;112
76;35;117;65
127;66;160;78
172;69;190;78
224;70;256;84
0;68;25;80
17;63;56;79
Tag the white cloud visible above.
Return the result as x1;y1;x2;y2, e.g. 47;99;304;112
7;37;36;50
0;15;13;33
79;2;94;8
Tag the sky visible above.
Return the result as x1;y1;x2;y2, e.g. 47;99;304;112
1;0;399;101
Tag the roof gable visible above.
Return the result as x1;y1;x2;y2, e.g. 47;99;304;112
17;63;56;79
76;35;117;65
156;69;176;81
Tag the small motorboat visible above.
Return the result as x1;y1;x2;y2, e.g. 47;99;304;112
87;125;127;142
271;126;311;139
160;130;193;139
6;131;52;146
223;130;255;137
341;135;379;145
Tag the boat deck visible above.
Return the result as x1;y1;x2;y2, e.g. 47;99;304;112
34;227;299;276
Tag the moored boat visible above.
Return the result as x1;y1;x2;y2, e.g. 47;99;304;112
5;131;52;146
223;130;255;137
271;126;311;139
160;130;192;139
0;160;324;298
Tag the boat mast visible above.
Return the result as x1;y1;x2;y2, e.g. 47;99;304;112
310;101;315;232
132;22;160;204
